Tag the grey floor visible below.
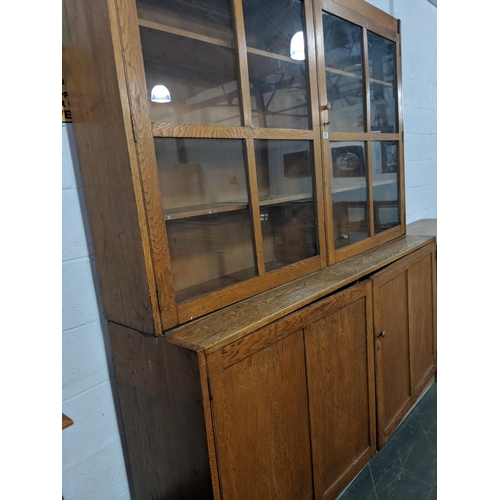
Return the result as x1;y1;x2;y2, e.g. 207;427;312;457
339;383;437;500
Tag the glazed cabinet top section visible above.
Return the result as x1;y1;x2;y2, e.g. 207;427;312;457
63;0;406;334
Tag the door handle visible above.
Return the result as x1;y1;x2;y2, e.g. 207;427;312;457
377;330;387;339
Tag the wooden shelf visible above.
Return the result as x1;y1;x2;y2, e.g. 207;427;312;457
259;193;313;206
164;203;249;221
325;66;393;87
325;66;362;79
137;16;305;69
332;179;396;194
370;77;393;87
164;194;314;220
247;46;302;65
138;18;232;49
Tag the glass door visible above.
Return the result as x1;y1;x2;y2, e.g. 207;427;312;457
241;0;324;273
314;0;404;263
128;0;325;320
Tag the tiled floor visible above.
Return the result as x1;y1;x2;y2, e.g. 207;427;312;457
339;383;437;500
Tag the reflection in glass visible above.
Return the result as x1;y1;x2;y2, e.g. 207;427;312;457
261;204;317;272
322;12;365;132
154;138;249;214
371;141;400;233
248;55;310;129
255;140;313;202
368;31;397;133
243;0;310;129
243;0;306;57
137;0;241;126
254;140;317;271
137;0;235;40
167;212;257;302
331;142;369;248
154;138;256;300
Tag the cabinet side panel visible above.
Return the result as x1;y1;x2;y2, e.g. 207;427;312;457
408;252;436;394
63;0;161;334
209;332;313;500
305;296;374;500
109;323;214;500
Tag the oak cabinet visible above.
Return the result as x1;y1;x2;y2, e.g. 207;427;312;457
63;0;406;333
372;242;437;448
62;0;436;497
109;235;439;500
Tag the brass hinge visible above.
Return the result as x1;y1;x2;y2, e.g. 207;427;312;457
131;114;138;142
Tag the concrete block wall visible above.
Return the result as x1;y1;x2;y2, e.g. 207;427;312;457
62;123;131;500
61;1;436;498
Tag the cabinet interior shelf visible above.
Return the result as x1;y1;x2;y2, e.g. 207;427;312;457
164;203;248;220
259;193;313;206
325;66;393;87
332;178;396;194
164;194;313;220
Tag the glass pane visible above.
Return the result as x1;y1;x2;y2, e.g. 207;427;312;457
243;0;311;129
371;141;400;234
243;0;305;56
255;140;317;271
248;55;310;129
368;31;397;133
322;12;365;132
154;138;256;300
167;212;257;302
331;142;369;248
137;0;242;126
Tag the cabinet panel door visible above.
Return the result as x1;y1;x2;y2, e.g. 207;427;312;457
208;330;313;500
372;264;412;448
372;242;437;448
408;249;436;394
304;282;376;500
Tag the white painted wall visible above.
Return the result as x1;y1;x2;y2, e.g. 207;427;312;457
61;1;436;498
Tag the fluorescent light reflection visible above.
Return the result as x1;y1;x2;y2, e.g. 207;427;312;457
151;85;172;103
290;31;305;60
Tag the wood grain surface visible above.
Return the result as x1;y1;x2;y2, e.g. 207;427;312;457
109;322;216;499
372;242;436;448
208;331;313;500
406;219;437;239
167;235;434;351
115;0;179;330
304;282;376;500
62;414;73;430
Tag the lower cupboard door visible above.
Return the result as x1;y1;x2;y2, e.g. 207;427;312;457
304;282;377;500
207;329;313;500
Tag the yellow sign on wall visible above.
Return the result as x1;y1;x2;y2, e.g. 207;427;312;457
62;78;72;123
